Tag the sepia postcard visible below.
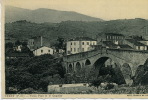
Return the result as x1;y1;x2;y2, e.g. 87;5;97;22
1;0;148;99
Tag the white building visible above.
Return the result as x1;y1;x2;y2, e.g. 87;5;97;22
33;46;54;56
66;37;97;55
124;39;147;51
14;45;22;52
28;36;50;51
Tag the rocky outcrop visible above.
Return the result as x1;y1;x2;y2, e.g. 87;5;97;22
133;58;148;85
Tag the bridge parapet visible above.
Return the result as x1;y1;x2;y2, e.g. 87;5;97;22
63;48;148;64
107;49;148;65
63;48;107;62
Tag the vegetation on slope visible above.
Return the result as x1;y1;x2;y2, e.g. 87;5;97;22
5;19;148;46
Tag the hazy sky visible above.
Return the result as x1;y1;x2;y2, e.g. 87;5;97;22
4;0;148;20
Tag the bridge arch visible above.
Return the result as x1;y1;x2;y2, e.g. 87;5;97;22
94;57;110;70
93;56;126;84
75;62;81;75
85;59;91;66
68;64;73;73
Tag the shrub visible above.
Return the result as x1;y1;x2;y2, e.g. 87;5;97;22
105;84;115;90
91;76;103;88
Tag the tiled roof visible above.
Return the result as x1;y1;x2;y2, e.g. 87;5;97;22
30;36;41;39
102;41;117;46
90;45;102;47
105;33;124;36
118;45;133;49
140;40;148;41
6;53;30;57
126;39;146;46
33;46;52;51
69;37;96;41
30;36;48;39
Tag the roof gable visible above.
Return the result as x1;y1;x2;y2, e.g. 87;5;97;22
33;46;52;51
105;33;124;36
69;37;96;41
126;39;146;46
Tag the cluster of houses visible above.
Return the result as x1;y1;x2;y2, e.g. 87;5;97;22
6;33;148;58
27;36;54;56
66;33;148;55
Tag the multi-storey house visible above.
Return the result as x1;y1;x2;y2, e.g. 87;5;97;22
66;37;97;55
97;33;125;45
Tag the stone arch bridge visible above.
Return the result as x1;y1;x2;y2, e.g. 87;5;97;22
63;48;148;84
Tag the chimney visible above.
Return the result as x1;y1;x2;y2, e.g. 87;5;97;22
41;36;43;46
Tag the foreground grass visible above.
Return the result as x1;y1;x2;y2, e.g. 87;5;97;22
48;85;148;94
96;85;148;94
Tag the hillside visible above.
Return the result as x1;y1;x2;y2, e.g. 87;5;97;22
5;19;148;45
5;6;103;23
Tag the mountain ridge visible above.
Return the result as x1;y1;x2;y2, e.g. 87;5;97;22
5;6;104;23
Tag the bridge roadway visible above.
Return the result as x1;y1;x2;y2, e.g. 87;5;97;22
63;48;148;83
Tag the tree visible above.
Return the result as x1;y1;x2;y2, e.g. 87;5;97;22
5;42;14;49
5;42;14;54
21;46;30;53
5;54;66;93
56;37;66;50
15;40;21;46
22;42;27;46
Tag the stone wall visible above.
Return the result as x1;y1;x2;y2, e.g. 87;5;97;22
63;48;148;77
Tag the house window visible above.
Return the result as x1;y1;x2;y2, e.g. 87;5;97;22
93;42;95;45
138;46;140;50
74;42;76;45
48;50;50;52
87;42;89;45
67;51;71;54
71;42;72;45
82;48;84;52
90;42;92;45
71;48;72;51
82;42;84;45
74;48;76;52
41;50;43;53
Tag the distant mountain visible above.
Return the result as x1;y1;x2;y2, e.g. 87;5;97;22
5;6;104;23
5;18;148;45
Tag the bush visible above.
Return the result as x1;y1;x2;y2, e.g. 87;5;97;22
91;76;103;88
5;54;66;93
105;84;115;90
